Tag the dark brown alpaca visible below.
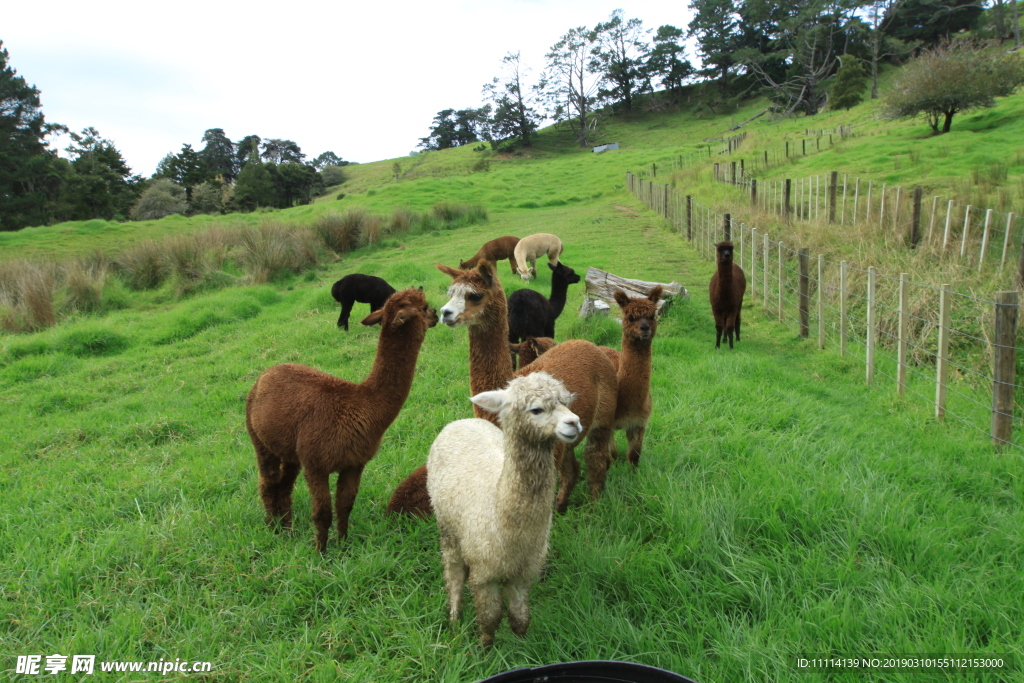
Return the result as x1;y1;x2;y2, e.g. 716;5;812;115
459;235;521;276
709;241;747;349
387;261;617;515
246;287;438;552
509;336;558;369
611;287;662;466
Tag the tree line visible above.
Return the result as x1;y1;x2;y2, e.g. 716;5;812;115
0;41;350;231
420;2;1020;152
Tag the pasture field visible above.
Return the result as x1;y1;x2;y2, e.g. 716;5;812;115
3;85;1024;681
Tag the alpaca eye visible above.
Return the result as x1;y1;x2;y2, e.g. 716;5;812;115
530;407;544;415
467;293;483;303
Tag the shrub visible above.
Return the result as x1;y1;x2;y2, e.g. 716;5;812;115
116;240;170;290
388;208;416;236
190;181;224;215
131;178;188;221
320;165;347;187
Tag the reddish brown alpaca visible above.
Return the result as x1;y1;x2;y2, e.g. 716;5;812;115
509;336;557;369
709;241;747;349
387;261;617;515
459;235;521;276
246;288;438;552
610;287;662;466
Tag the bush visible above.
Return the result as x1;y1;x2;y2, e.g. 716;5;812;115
388;208;416;236
320;165;347;188
190;181;223;215
131;178;188;221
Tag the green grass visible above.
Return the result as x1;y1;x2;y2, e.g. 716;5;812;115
3;73;1024;681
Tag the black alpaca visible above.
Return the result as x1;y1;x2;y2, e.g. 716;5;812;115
507;262;580;365
331;274;396;330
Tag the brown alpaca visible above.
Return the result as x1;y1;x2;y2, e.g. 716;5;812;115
709;241;747;349
611;287;662;466
459;235;521;276
246;288;438;552
509;336;557;369
389;261;617;515
385;464;431;517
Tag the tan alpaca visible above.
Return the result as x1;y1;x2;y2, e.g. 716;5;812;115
459;235;521;276
246;288;438;552
513;233;563;281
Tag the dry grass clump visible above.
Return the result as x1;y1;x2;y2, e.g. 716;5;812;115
313;210;364;254
241;221;320;284
387;208;416;236
61;259;109;314
360;215;383;247
0;260;57;332
117;240;170;291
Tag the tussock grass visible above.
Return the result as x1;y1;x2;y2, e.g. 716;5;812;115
0;260;56;332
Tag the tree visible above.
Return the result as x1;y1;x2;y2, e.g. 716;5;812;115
235;135;261;173
260;139;305;165
883;0;983;46
882;39;1024;133
200;128;236;182
483;52;540;148
536;26;605;147
58;127;139;221
130;178;187;220
234;153;275;210
312;151;348;170
0;41;65;230
274;162;319;206
688;0;742;95
418;108;490;150
647;25;695;99
189;180;223;215
830;57;868;109
591;10;650;113
320;165;347;187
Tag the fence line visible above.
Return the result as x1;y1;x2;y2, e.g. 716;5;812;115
627;171;1023;450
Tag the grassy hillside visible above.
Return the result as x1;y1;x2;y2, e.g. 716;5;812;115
3;82;1024;682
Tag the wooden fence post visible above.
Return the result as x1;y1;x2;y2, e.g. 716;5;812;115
853;178;860;225
751;178;757;207
841;174;848;225
751;228;758;298
928;196;939;244
663;183;670;218
936;283;951;420
829;171;838;224
911;187;923;247
880;184;887;225
763;233;770;313
961;206;973;258
866;181;873;225
731;161;737;184
1002;213;1016;269
897;273;909;396
840;261;848;357
799;249;810;337
992;291;1019;449
724;214;731;242
943;200;954;249
652;162;657;177
867;266;877;385
778;241;786;322
686;195;692;241
785;179;792;222
979;209;994;270
818;255;825;350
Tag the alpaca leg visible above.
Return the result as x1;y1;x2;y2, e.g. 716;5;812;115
626;425;646;467
583;426;613;501
609;436;620;462
305;470;332;553
274;460;301;529
334;465;365;541
253;437;296;528
554;443;580;514
504;579;531;637
735;309;742;341
338;298;353;330
715;323;723;349
439;527;467;623
508;255;520;276
470;580;503;648
727;324;735;350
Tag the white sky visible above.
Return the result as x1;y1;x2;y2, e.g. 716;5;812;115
4;1;694;177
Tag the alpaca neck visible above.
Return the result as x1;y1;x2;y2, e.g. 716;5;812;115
469;289;515;397
548;276;570;319
495;433;557;530
362;325;423;420
717;260;734;291
619;337;653;394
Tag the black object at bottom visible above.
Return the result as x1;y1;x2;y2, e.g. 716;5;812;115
477;660;698;683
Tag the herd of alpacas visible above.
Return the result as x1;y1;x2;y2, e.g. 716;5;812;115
245;232;746;647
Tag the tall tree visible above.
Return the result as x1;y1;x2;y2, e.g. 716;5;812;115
200;128;236;182
647;25;695;99
882;39;1024;133
235;135;261;172
483;52;540;148
688;0;742;95
591;9;650;113
883;0;983;46
234;153;274;211
418;108;490;150
311;151;348;169
260;139;305;165
0;41;65;230
58;127;139;221
537;26;605;147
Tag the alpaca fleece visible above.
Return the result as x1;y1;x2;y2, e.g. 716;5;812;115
709;241;747;349
513;233;563;281
459;235;521;276
330;273;396;330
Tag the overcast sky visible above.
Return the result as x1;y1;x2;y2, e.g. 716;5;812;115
4;1;695;177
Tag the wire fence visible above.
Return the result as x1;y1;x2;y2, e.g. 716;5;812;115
627;171;1023;450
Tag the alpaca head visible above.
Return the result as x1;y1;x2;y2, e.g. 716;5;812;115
437;261;503;328
613;287;662;344
715;241;735;267
470;372;581;444
517;264;538;281
360;287;439;334
548;261;580;286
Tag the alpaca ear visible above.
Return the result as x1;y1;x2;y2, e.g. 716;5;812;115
477;260;496;288
418;285;424;292
361;309;385;326
437;263;462;279
470;388;508;414
648;286;663;303
459;260;468;269
390;310;411;328
613;290;631;308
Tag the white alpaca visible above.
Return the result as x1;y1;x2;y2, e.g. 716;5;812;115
426;372;581;647
513;233;563;281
